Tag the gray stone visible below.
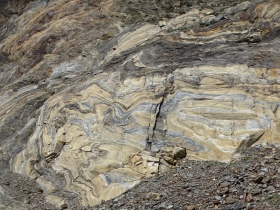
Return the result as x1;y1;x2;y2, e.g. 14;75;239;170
215;196;222;200
251;188;262;196
159;201;168;209
220;182;231;188
267;186;275;192
224;1;252;14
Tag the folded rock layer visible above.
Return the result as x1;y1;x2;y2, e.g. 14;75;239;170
1;0;280;207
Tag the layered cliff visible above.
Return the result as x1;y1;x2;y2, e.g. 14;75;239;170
1;0;280;208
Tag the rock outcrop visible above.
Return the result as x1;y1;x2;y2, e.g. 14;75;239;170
1;0;280;207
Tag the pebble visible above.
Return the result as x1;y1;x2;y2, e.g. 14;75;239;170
251;188;262;196
220;182;231;188
245;193;253;202
215;195;222;200
267;186;275;192
158;201;167;208
187;205;197;210
225;197;239;204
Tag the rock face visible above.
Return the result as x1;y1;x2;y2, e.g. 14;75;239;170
1;0;280;207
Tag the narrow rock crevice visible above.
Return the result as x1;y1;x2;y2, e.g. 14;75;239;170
145;74;174;151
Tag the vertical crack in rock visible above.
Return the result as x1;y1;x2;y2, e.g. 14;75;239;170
145;74;174;151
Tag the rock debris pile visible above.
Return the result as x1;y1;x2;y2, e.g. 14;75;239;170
0;171;55;210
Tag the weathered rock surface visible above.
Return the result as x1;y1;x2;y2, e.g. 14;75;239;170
93;143;280;209
1;0;280;207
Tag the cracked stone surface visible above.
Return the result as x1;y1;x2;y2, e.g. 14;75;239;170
1;0;280;208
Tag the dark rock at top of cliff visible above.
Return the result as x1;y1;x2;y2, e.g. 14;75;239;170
0;0;34;26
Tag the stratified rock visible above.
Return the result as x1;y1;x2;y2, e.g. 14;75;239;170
1;0;280;208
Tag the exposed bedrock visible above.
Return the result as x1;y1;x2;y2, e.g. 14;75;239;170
1;0;280;207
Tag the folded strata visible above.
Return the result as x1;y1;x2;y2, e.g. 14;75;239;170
1;0;280;207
